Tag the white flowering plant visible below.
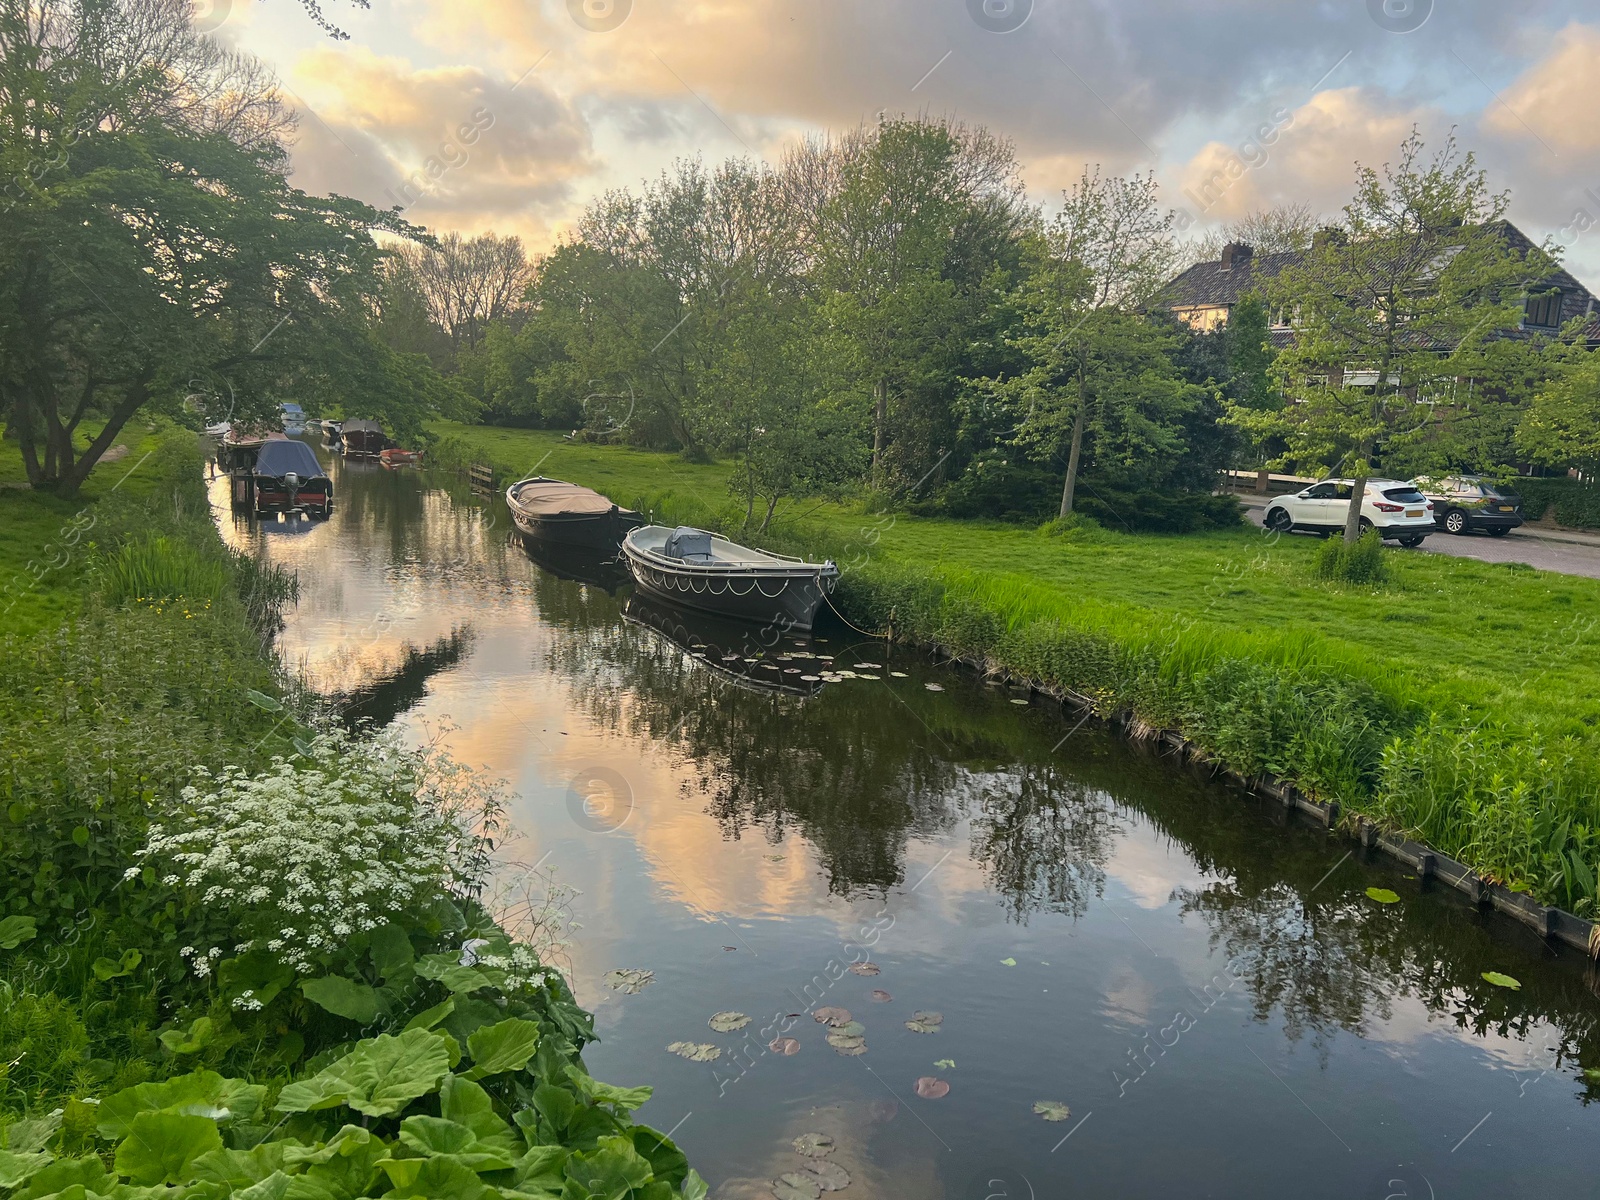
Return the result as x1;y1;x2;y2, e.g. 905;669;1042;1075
132;727;507;990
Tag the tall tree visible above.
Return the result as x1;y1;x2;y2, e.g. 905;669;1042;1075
0;0;456;493
1519;341;1600;475
1000;168;1190;517
1191;202;1320;259
1238;130;1540;541
387;232;531;358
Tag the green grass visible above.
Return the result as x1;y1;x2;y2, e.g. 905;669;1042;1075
0;424;170;637
429;421;1600;911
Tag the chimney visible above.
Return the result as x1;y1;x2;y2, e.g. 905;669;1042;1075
1219;242;1253;270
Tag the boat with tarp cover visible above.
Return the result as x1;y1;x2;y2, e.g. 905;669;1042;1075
621;525;839;631
251;438;333;518
505;476;643;550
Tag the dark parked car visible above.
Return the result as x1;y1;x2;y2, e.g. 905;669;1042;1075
1421;476;1523;536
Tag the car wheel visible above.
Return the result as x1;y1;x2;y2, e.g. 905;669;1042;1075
1444;509;1468;535
1265;507;1292;532
1358;517;1374;535
1487;525;1509;538
1398;534;1426;548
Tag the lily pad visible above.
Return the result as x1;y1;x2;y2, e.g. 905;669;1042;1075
792;1133;835;1157
769;1036;801;1056
813;1007;852;1027
800;675;820;683
825;1031;866;1050
709;1011;751;1033
935;1059;955;1069
870;989;892;1003
1481;971;1522;990
1034;1100;1072;1122
801;1161;851;1191
667;1042;721;1062
848;962;880;976
831;1021;866;1037
1365;887;1401;904
858;673;881;680
831;1041;867;1057
890;671;908;678
924;683;944;692
914;1076;950;1099
603;968;655;995
1009;698;1029;705
1000;957;1017;966
773;1176;821;1200
904;1011;943;1035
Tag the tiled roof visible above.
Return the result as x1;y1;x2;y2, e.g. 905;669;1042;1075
1161;249;1303;309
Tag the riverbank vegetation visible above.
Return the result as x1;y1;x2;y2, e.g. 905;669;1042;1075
430;421;1600;916
0;428;701;1191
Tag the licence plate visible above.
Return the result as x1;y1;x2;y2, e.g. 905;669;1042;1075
1406;509;1423;518
1497;505;1513;512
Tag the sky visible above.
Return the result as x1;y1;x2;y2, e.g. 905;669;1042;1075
212;0;1600;281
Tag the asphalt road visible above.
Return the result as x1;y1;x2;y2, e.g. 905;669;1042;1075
1237;496;1600;580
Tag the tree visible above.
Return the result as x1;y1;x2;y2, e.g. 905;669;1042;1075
1191;202;1320;260
0;0;457;493
1224;292;1278;490
386;232;531;359
1238;130;1539;541
997;169;1194;518
1519;342;1600;475
805;116;1028;490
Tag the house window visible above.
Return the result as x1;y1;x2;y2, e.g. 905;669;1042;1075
1525;289;1563;328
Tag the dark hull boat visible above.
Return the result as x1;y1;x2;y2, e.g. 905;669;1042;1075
340;419;388;458
250;437;333;518
621;525;839;632
505;477;643;550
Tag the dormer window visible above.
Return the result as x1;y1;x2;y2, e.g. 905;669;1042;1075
1525;289;1563;329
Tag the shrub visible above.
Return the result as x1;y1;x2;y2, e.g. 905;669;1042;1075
1313;529;1388;585
1514;476;1600;530
1074;485;1245;534
94;535;228;607
133;729;502;981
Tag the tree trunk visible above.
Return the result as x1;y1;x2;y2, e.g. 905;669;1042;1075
1343;474;1367;543
1255;468;1270;494
1058;392;1087;519
53;381;150;498
870;378;887;485
758;494;779;533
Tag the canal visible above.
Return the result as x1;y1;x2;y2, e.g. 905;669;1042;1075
213;449;1600;1199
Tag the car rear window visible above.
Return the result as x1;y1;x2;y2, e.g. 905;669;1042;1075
1481;484;1519;501
1382;488;1426;503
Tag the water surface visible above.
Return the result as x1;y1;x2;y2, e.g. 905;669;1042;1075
213;451;1600;1200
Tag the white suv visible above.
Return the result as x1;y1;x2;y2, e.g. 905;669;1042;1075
1263;479;1434;547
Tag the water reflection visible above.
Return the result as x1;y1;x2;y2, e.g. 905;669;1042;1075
220;455;1600;1195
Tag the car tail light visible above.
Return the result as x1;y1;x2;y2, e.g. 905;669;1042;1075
1374;502;1402;512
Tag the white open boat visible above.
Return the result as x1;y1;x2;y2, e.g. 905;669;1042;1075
621;525;839;632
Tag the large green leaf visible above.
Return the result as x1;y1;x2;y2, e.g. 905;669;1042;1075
415;954;505;995
0;916;38;951
513;1146;568;1193
368;923;416;985
566;1066;652;1114
274;1029;452;1118
98;1071;266;1140
234;1170;293;1200
465;1019;541;1080
682;1168;710;1200
301;976;380;1024
396;1117;516;1172
379;1154;495;1200
439;1076;519;1153
190;1142;288;1188
403;996;456;1032
630;1128;688;1186
2;1112;62;1153
113;1112;223;1186
563;1136;653;1198
10;1154;108;1199
0;1149;52;1190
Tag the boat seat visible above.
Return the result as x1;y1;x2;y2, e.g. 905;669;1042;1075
664;527;714;563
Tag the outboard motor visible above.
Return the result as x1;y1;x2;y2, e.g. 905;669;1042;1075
284;470;301;515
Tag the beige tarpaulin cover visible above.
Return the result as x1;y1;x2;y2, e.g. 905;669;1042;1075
509;479;622;515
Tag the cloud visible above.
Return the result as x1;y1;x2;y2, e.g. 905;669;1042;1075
282;46;595;238
1482;23;1600;156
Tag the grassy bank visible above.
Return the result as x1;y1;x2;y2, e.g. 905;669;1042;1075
430;422;1600;916
0;430;704;1197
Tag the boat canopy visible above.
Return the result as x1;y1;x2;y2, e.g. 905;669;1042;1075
341;419;385;434
663;527;716;562
510;479;622;516
255;438;324;479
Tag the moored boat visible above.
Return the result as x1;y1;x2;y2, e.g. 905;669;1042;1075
621;525;839;631
340;419;388;458
622;592;824;696
251;437;333;519
379;447;423;469
505;477;643;550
